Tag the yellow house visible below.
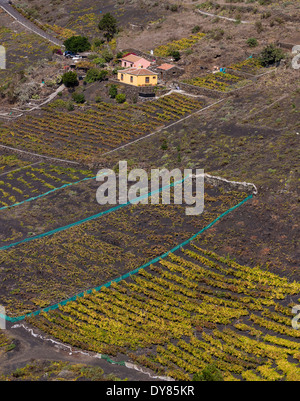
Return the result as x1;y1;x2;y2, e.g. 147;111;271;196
118;67;158;87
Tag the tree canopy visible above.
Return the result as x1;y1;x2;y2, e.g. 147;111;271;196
63;36;91;53
259;44;285;67
62;71;79;87
98;13;118;42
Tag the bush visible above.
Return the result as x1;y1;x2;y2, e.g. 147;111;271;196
85;68;108;83
255;21;263;33
63;36;91;53
193;364;224;381
208;28;224;40
109;84;118;98
192;25;201;34
94;38;105;48
72;92;85;104
93;57;106;68
67;101;75;111
115;93;126;103
101;49;114;63
62;71;79;87
247;38;258;47
116;51;124;59
259;44;285;67
168;49;181;61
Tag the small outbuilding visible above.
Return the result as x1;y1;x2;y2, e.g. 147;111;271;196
156;63;184;80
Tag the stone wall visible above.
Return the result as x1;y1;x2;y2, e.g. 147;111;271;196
108;79;169;102
204;173;258;195
177;81;225;99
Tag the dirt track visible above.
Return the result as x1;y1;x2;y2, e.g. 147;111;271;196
0;323;162;381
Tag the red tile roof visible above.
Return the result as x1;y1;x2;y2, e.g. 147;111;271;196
157;63;176;70
121;67;158;76
121;54;144;63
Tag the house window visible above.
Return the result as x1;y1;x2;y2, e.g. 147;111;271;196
124;62;127;67
130;76;133;83
145;77;150;84
121;74;124;81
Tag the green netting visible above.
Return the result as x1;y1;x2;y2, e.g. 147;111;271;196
2;193;253;323
0;175;187;252
100;355;126;366
0;176;96;212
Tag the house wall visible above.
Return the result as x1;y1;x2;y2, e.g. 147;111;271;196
121;60;133;68
136;74;157;86
118;72;158;86
118;71;138;85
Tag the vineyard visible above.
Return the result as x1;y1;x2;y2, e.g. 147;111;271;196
0;183;248;315
183;72;252;92
153;32;206;57
26;244;300;381
0;94;205;163
0;0;299;384
229;58;265;76
0;162;94;209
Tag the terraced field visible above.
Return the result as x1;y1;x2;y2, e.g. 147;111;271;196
26;245;300;381
0;182;248;316
0;162;94;209
1;93;206;163
183;71;252;92
153;32;206;57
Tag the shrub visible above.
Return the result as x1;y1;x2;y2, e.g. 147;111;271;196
93;57;106;67
72;92;85;104
109;84;118;98
255;21;263;33
67;101;75;111
192;25;201;34
193;364;224;381
259;44;285;67
247;38;258;47
116;51;124;59
101;49;114;63
161;139;168;150
208;28;224;40
85;69;108;83
115;93;126;103
62;71;79;87
93;38;105;48
168;49;181;61
63;36;91;53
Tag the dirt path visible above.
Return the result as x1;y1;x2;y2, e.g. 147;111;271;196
196;9;251;24
0;323;164;381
